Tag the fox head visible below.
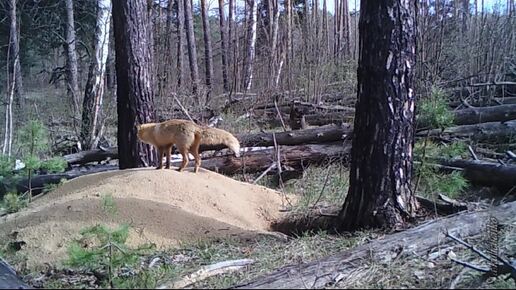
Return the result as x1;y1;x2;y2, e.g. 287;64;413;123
136;123;155;144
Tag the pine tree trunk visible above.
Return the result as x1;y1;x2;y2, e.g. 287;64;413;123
184;0;200;96
323;0;329;54
200;0;214;101
112;0;157;169
243;0;258;91
7;0;23;106
81;0;112;150
64;0;80;123
342;0;350;55
218;0;230;92
338;0;418;230
176;0;185;89
286;0;292;61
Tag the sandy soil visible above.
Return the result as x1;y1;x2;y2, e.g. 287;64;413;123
0;168;290;267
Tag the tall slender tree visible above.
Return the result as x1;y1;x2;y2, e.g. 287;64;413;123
184;0;200;96
81;0;112;150
218;0;230;92
176;0;185;89
243;0;258;91
200;0;214;100
7;0;23;100
338;0;418;230
64;0;80;123
112;0;157;169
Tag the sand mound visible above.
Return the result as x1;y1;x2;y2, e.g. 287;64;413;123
0;168;289;267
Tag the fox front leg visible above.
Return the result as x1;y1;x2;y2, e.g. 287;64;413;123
156;148;164;169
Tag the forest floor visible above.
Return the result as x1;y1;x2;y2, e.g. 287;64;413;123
0;164;514;289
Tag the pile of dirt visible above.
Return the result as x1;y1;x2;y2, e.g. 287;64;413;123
0;168;291;267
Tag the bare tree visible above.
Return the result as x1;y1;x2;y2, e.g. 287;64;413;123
176;0;185;89
112;0;157;169
218;0;230;92
200;0;214;100
81;0;112;150
184;0;200;96
64;0;80;124
338;0;418;230
243;0;258;91
7;0;23;104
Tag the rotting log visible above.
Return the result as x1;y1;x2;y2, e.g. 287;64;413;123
434;158;516;190
60;125;353;164
416;120;516;143
189;142;351;175
0;257;31;289
452;104;516;126
13;164;118;197
232;201;516;289
63;147;118;165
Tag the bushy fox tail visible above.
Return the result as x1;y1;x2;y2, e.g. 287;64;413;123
199;127;241;157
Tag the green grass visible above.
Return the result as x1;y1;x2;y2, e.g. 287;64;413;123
283;164;349;210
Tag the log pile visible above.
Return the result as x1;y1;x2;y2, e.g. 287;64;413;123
6;83;516;198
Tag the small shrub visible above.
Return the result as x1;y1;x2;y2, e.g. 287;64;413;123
417;87;454;129
1;192;27;213
40;157;67;173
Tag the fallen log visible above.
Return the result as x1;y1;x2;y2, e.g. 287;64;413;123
434;158;516;190
452;104;516;126
0;257;31;289
232;201;516;289
191;142;351;175
416;120;516;143
63;147;118;165
14;164;118;197
60;125;353;165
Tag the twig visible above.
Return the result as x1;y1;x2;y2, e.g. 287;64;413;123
507;151;516;161
310;165;332;210
468;146;479;161
173;95;194;123
450;257;490;273
274;99;288;132
445;232;492;262
253;163;277;184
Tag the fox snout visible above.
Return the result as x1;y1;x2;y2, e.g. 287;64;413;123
234;151;240;158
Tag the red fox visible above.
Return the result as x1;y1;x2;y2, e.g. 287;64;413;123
137;119;240;172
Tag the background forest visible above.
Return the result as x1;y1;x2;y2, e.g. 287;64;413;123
0;0;515;289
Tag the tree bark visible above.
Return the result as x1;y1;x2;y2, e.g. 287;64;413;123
81;0;112;150
200;0;214;100
233;201;516;289
64;0;80;123
176;0;185;89
184;0;200;96
7;0;23;106
218;0;230;92
112;0;157;169
243;0;258;91
339;0;418;230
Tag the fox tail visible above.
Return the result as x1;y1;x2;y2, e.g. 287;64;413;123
200;127;240;157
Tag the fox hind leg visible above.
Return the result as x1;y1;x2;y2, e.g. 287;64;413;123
177;146;189;172
165;145;172;169
191;133;202;173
